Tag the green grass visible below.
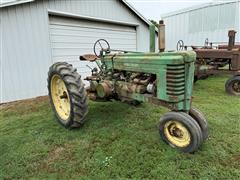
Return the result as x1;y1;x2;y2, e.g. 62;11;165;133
0;75;240;179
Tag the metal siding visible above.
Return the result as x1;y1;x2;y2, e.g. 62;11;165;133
0;13;2;102
1;2;52;103
163;1;240;51
237;1;240;42
1;0;151;103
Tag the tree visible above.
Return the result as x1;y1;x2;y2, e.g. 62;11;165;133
150;20;159;28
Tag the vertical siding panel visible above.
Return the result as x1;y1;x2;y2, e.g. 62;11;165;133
58;0;65;11
3;8;18;101
0;12;2;102
31;2;45;95
53;0;59;10
75;0;81;12
39;0;50;94
8;7;23;100
2;10;9;102
12;7;24;100
68;0;78;12
18;4;32;98
237;1;240;42
239;1;240;42
163;1;239;50
2;32;10;102
69;0;75;13
48;0;55;10
21;4;38;97
65;0;72;12
37;0;48;65
28;3;42;96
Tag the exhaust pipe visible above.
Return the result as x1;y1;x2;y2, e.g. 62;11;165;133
228;30;236;51
158;20;165;52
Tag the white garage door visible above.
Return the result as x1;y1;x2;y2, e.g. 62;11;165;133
49;15;137;83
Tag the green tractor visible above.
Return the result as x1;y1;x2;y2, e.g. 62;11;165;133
47;22;208;153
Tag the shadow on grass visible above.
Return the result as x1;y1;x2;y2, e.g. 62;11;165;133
79;101;139;130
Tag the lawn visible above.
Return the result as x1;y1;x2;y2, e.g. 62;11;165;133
0;75;240;179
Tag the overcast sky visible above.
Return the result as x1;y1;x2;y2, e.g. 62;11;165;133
126;0;214;20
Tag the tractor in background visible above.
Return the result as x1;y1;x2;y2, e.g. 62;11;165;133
177;30;240;96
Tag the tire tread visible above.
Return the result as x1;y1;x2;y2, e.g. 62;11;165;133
48;62;88;128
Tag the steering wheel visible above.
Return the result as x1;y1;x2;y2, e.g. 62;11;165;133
176;40;184;51
204;38;209;46
93;39;110;58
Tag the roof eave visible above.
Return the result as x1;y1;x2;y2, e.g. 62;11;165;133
0;0;34;8
161;0;239;19
0;0;158;32
121;0;158;32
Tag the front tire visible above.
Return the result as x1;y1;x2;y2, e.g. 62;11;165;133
189;108;208;141
48;62;88;128
159;112;203;153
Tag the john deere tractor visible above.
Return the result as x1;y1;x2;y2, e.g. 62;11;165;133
47;22;208;153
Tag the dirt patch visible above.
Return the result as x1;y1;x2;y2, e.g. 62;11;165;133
39;145;66;172
46;146;65;164
39;143;78;173
0;96;49;115
232;154;240;163
220;154;240;168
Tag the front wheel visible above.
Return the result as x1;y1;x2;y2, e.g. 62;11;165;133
225;76;240;96
159;112;203;153
48;62;88;128
189;108;208;141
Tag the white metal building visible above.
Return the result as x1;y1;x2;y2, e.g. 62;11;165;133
0;0;157;103
162;0;240;50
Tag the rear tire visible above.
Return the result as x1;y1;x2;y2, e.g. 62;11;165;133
48;62;88;128
159;112;203;153
225;76;240;96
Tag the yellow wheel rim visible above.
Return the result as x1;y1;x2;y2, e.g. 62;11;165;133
51;75;70;121
164;120;191;148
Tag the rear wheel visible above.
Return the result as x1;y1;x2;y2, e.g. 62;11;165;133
225;76;240;96
159;112;203;153
48;62;88;128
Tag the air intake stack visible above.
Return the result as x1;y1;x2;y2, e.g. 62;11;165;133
158;20;165;52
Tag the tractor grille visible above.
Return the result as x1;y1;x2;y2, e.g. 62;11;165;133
166;64;185;96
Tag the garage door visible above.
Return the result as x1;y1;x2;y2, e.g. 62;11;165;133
49;15;137;84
